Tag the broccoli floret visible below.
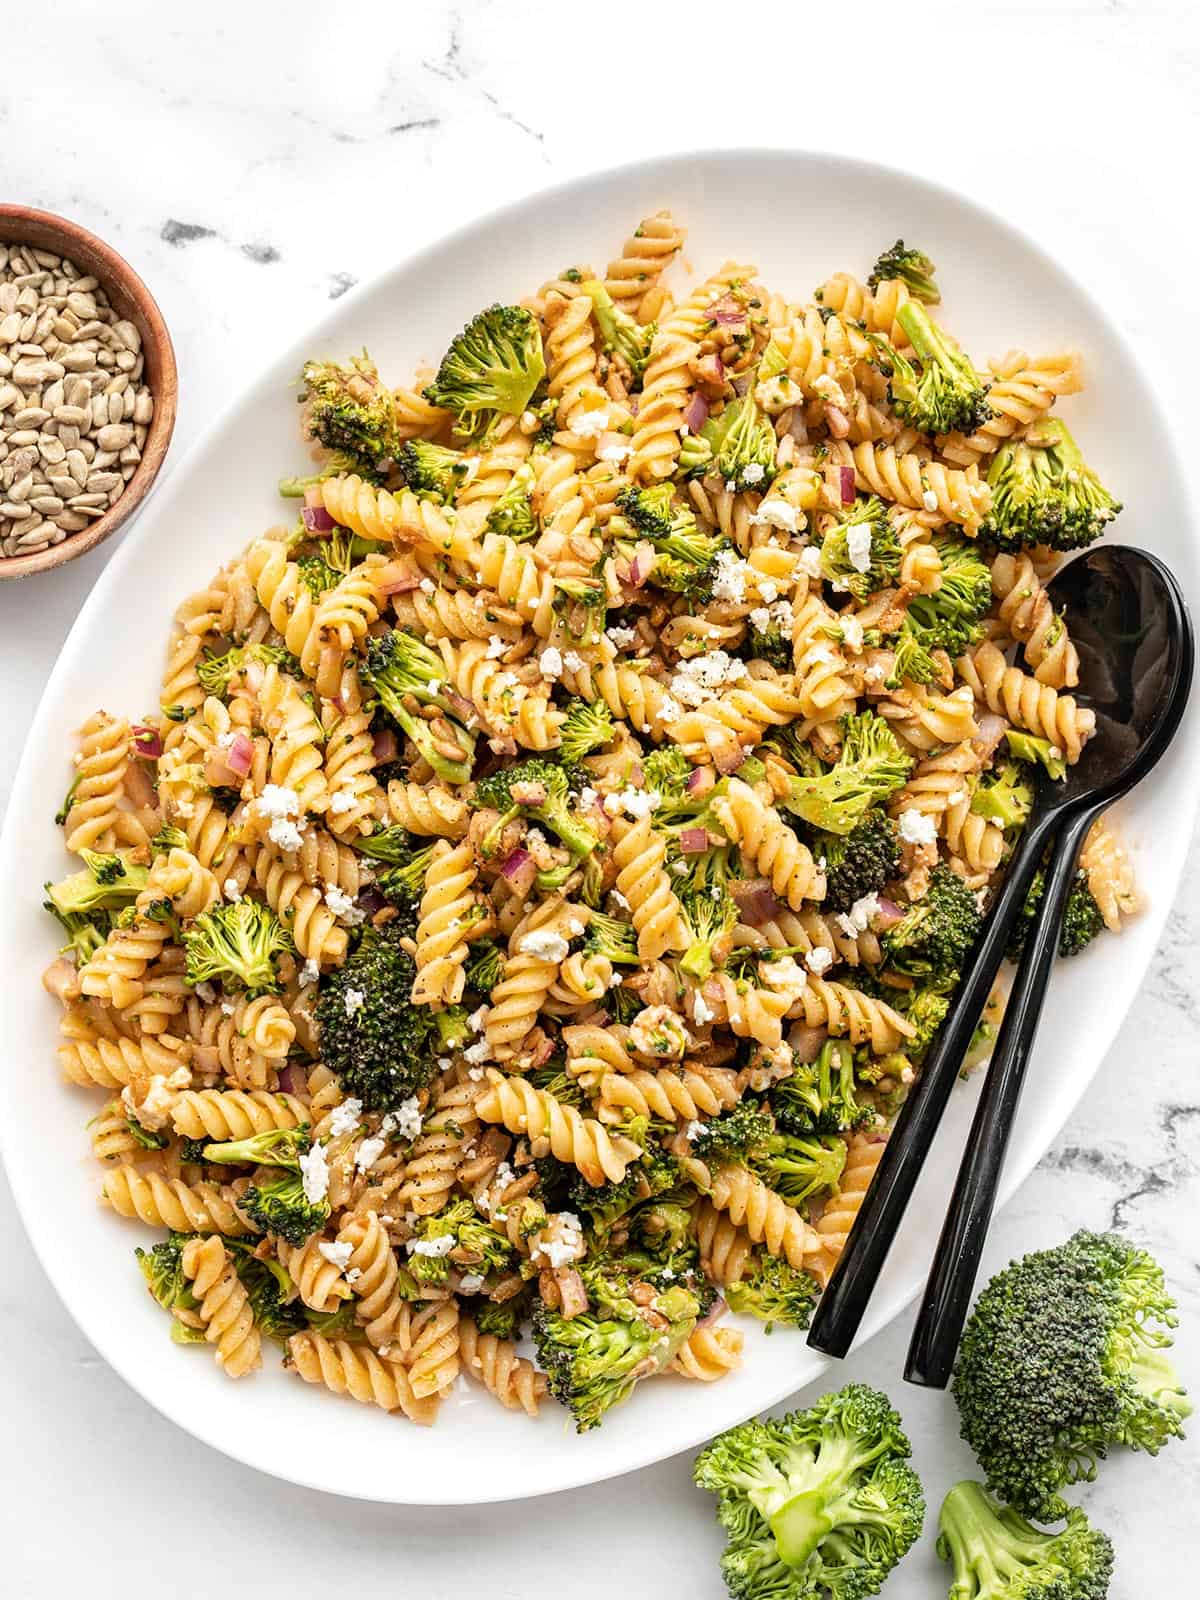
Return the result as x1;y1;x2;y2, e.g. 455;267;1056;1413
1006;729;1066;782
315;922;441;1114
905;539;992;655
354;824;421;866
985;418;1121;552
360;629;477;785
182;899;292;995
869;241;941;305
397;439;471;504
407;1198;514;1287
473;1286;534;1341
953;1230;1191;1521
780;711;914;835
300;352;403;472
197;641;300;699
694;1382;925;1599
754;1131;848;1208
475;757;599;861
422;304;546;444
464;940;505;995
44;902;108;963
678;876;739;983
1007;868;1104;963
583;910;639;967
278;453;368;496
533;1281;700;1431
136;1234;198;1317
45;848;148;921
643;744;694;803
226;1243;306;1342
813;811;901;913
820;498;902;602
892;984;949;1059
771;1041;868;1136
569;1144;681;1237
874;303;991;435
580;278;655;375
484;460;537;540
971;760;1035;832
203;1127;329;1246
697;388;778;492
690;1100;775;1161
727;1253;820;1331
559;697;615;764
372;840;439;908
296;552;344;598
884;862;982;986
616;484;732;602
936;1480;1113;1600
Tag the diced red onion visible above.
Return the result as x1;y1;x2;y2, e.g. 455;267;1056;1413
679;827;710;855
874;898;905;932
501;847;532;882
628;544;655;588
204;751;243;790
685;765;714;797
731;371;752;397
732;879;781;923
302;504;336;533
789;1024;828;1063
226;732;254;778
527;1032;555;1071
442;686;475;724
131;724;162;760
825;405;850;439
707;296;747;328
786;409;809;444
839;465;856;504
278;1063;305;1095
372;728;398;763
684;392;710;433
377;565;421;595
973;712;1008;762
359;884;387;917
698;1295;728;1329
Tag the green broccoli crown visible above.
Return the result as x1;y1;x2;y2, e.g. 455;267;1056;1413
1007;868;1105;963
936;1480;1114;1600
1005;730;1066;782
616;483;691;541
770;1040;871;1137
136;1234;197;1313
583;909;639;966
371;839;438;908
240;1170;330;1248
361;629;476;785
203;1124;312;1170
877;303;991;436
568;1145;682;1235
642;744;695;803
475;757;598;860
699;389;778;493
484;461;537;541
694;1382;925;1598
43;901;108;964
354;823;422;866
884;863;982;985
820;497;902;602
971;760;1035;833
580;278;655;375
533;1283;699;1432
45;849;149;920
301;352;402;472
560;697;616;764
183;899;292;995
228;1244;307;1342
985;418;1121;552
953;1230;1191;1522
726;1253;820;1331
782;711;914;835
295;552;342;599
472;1286;534;1341
464;939;505;995
197;641;300;699
689;1100;776;1162
892;984;949;1059
397;439;471;504
315;922;441;1112
868;241;940;305
408;1198;514;1286
754;1131;849;1208
814;811;901;913
678;882;739;982
886;620;940;689
422;304;546;444
904;539;992;655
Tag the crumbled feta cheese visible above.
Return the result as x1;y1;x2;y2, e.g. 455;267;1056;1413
756;577;780;604
256;784;300;820
897;809;937;847
658;694;683;723
749;606;772;634
531;1211;585;1269
485;635;508;659
683;1120;706;1143
607;785;660;820
748;498;802;534
463;1038;491;1066
343;987;366;1018
517;929;569;962
692;993;715;1026
922;487;939;512
597;438;631;464
840;615;864;651
742;462;766;485
354;1135;386;1173
570;407;610;438
298;958;320;988
222;877;242;902
1048;745;1063;761
328;788;358;816
845;522;873;574
946;788;967;808
606;625;637;649
407;1234;456;1259
468;1005;488;1034
327;1097;364;1139
798;545;824;579
863;662;886;687
299;1143;330;1204
711;548;750;604
458;1272;486;1295
836;893;881;939
121;1065;190;1132
609;889;631;912
419;577;436;594
221;1000;236;1016
324;884;365;925
670;650;748;707
761;955;809;1003
562;650;584;672
538;645;563;680
805;946;834;975
384;1097;423;1141
317;1241;354;1271
268;817;304;853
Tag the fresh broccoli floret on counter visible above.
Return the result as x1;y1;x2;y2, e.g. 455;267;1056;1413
936;1479;1113;1600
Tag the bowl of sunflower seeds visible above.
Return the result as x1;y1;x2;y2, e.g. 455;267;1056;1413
0;205;177;579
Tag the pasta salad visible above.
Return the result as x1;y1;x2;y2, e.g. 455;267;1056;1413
40;214;1138;1429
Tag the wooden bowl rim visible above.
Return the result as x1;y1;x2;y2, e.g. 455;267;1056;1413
0;205;177;581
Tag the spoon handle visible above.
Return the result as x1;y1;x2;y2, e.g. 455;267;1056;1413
903;806;1097;1389
807;807;1057;1359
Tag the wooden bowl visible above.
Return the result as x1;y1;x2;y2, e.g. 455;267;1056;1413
0;206;177;580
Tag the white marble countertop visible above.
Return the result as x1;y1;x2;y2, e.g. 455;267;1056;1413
2;4;1198;1594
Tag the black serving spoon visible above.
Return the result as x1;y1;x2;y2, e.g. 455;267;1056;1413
808;546;1194;1366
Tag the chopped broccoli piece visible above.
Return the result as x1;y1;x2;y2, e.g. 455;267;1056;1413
360;629;477;785
1007;867;1104;962
971;760;1034;832
726;1253;820;1331
690;1100;775;1161
780;711;913;835
484;461;537;540
820;497;902;602
559;697;615;763
1006;729;1066;782
813;811;901;913
904;538;992;654
300;352;403;472
953;1230;1191;1521
45;849;148;923
197;641;300;699
694;1382;925;1598
937;1480;1113;1600
875;303;991;435
985;418;1120;552
869;240;940;304
136;1234;199;1317
375;841;439;908
397;439;471;503
464;940;505;995
678;869;739;982
183;899;292;995
642;744;694;802
770;1041;869;1136
475;757;598;861
754;1131;848;1208
697;387;778;492
583;910;639;967
407;1198;513;1287
615;484;732;603
422;304;546;444
203;1127;329;1246
891;984;950;1059
580;278;655;375
315;921;441;1114
883;862;982;986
